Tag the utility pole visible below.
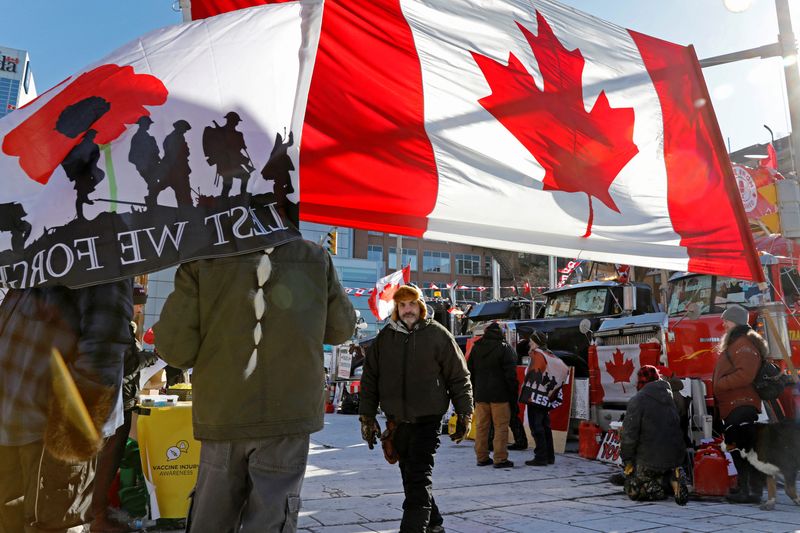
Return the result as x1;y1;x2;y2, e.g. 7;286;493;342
775;0;800;173
700;0;800;172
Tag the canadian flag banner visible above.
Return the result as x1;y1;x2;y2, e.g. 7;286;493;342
367;264;412;320
596;344;642;403
0;2;322;288
194;0;762;282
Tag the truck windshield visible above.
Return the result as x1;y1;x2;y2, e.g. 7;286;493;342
667;275;763;316
545;288;608;317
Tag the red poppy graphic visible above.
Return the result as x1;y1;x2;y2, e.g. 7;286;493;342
2;64;168;184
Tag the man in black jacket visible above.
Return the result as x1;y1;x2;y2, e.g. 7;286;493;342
468;322;518;468
91;283;159;532
621;365;688;505
359;285;473;533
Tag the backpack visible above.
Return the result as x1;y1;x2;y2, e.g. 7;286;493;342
752;358;791;401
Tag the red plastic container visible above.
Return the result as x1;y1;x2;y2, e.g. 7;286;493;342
693;443;736;496
578;421;603;459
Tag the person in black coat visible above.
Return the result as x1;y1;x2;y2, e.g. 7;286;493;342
467;322;519;468
91;284;158;532
621;365;689;505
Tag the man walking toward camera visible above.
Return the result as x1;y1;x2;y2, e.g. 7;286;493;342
359;285;473;533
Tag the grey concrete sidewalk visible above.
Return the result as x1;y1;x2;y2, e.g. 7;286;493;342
298;414;800;533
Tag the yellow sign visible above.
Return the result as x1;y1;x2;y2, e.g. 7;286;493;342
137;403;201;518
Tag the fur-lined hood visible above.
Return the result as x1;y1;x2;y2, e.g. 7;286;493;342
719;324;768;358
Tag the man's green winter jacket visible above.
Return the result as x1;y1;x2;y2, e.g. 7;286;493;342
359;318;473;422
154;239;355;440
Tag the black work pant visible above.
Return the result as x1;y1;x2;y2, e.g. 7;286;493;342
527;406;554;463
723;405;765;497
510;407;528;448
394;421;442;533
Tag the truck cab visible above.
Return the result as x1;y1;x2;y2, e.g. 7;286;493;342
479;281;657;378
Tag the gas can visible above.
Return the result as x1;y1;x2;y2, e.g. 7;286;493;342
578;421;603;459
693;443;736;497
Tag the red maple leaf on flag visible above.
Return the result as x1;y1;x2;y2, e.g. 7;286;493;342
471;11;639;237
3;64;168;185
605;348;634;393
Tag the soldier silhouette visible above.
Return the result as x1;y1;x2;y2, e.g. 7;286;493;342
153;120;193;207
60;129;104;221
128;116;161;208
202;111;254;198
0;202;32;252
260;130;298;225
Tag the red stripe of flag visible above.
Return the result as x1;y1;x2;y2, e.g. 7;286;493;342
630;31;763;282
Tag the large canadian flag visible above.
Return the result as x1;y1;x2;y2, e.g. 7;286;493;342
192;0;763;282
368;265;412;320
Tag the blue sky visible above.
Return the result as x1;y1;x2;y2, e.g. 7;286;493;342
0;0;794;151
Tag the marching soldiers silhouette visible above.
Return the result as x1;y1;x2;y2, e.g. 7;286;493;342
153;120;193;207
128;116;161;209
60;129;104;221
0;202;32;252
260;130;298;226
202;111;254;198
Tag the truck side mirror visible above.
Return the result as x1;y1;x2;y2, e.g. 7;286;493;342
579;318;592;335
623;285;636;313
685;302;701;321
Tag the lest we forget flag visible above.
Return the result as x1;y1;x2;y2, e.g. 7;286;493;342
195;0;763;282
0;2;322;288
0;0;763;289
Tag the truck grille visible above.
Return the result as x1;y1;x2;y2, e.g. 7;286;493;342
597;332;657;346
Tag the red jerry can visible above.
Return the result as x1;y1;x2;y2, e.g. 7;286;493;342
693;444;735;496
578;421;603;459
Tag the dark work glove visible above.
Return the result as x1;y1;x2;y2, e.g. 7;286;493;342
450;414;472;443
359;415;381;449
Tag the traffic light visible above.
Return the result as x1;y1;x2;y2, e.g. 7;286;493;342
326;228;338;255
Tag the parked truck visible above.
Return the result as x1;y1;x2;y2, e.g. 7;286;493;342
587;254;799;438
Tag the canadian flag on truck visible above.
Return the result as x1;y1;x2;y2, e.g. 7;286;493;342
367;265;412;320
193;0;762;282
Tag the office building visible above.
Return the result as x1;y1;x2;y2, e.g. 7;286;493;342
0;46;36;119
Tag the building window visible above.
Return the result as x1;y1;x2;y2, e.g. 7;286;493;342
367;244;383;262
388;247;418;271
485;256;492;275
423;250;450;273
456;254;481;276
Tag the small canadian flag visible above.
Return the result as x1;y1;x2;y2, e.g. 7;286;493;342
368;265;412;320
430;283;440;289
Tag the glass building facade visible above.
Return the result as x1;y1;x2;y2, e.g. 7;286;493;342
0;46;36;119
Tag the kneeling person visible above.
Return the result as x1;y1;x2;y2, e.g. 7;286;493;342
621;366;689;505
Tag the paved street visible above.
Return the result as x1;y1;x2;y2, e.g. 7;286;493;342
297;414;800;533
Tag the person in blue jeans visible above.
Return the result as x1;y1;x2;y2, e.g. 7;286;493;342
523;331;568;466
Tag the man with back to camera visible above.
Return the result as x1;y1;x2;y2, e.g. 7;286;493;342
153;238;355;532
468;321;518;468
359;285;473;533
